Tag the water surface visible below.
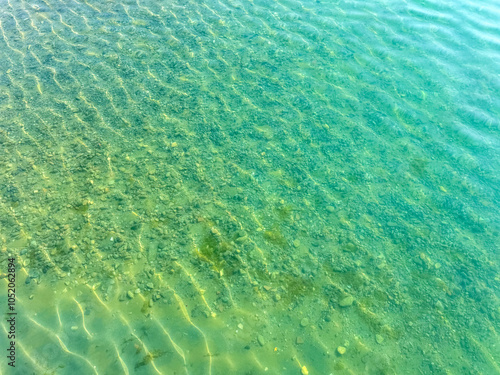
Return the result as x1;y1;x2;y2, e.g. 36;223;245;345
0;0;499;373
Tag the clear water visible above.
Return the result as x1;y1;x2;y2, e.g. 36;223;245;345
0;0;499;373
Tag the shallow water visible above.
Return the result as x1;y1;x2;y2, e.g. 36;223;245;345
0;0;499;373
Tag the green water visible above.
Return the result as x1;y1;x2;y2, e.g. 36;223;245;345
0;0;499;373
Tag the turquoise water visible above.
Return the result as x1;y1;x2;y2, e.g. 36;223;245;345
0;0;499;373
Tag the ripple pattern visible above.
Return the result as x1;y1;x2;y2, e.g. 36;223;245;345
0;0;499;374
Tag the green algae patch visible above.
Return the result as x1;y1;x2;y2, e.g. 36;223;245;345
275;203;294;221
196;230;236;273
70;202;90;214
263;225;287;248
135;350;168;370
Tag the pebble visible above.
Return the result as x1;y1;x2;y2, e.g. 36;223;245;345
235;236;248;244
127;291;134;299
342;243;357;252
339;295;354;307
238;323;244;330
257;335;266;346
300;318;309;327
326;206;335;213
376;334;384;344
301;366;309;375
293;239;301;248
337;346;346;355
296;336;304;344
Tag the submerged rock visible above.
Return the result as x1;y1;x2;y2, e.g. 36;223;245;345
257;335;266;346
339;295;354;307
